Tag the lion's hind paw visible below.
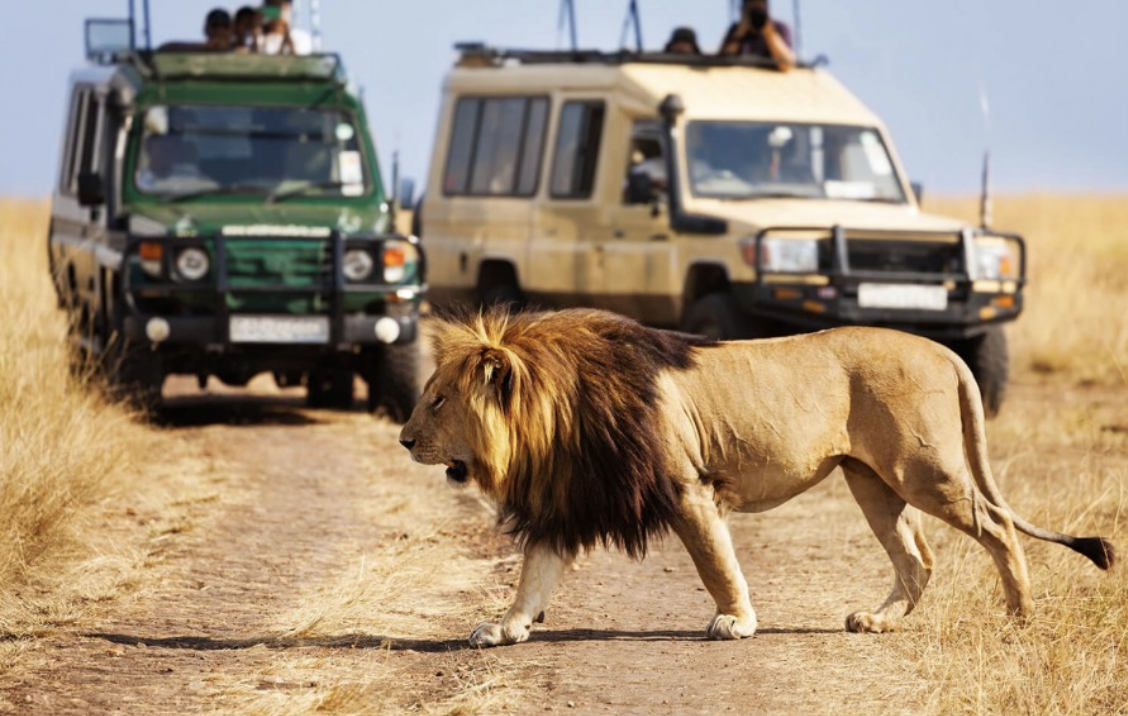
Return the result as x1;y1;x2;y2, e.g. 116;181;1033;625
707;613;757;640
469;620;530;648
845;611;897;633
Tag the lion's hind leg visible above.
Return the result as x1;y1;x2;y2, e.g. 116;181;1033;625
672;485;757;640
842;458;934;634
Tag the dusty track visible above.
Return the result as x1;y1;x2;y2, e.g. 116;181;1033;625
5;356;1120;714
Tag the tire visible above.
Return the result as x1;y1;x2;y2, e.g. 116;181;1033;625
682;292;767;341
480;283;525;312
367;341;420;424
105;340;164;410
955;325;1009;418
306;369;355;409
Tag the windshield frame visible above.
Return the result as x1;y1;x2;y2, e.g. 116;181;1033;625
682;119;909;205
128;102;374;201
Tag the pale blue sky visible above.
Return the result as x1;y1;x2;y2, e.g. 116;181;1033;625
3;1;1127;196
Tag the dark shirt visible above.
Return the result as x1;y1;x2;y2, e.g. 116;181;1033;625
723;19;793;59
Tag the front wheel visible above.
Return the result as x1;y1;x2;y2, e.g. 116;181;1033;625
366;342;420;424
954;326;1009;418
682;293;770;341
306;369;355;409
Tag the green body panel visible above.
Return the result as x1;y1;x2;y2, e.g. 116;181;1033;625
117;63;419;318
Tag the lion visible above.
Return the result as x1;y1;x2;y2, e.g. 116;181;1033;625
398;308;1115;647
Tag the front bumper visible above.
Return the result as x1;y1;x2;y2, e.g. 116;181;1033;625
738;225;1026;341
123;312;418;347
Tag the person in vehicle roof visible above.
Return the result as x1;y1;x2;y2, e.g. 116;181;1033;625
234;6;264;52
719;0;795;71
203;8;235;51
664;27;701;55
263;0;312;54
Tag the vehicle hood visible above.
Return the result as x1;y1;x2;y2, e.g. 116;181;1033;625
126;202;389;238
689;198;967;235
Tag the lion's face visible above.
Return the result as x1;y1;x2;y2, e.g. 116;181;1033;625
398;366;481;486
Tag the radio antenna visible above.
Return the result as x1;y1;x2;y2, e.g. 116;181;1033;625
792;0;803;58
559;0;579;52
979;84;993;229
619;0;644;52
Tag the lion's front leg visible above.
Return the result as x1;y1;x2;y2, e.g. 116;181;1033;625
469;543;570;648
673;487;757;640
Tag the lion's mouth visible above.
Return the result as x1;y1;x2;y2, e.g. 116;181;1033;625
445;460;468;484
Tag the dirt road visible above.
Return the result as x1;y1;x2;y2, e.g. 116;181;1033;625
10;355;1111;714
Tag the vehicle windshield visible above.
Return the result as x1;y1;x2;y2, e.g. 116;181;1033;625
685;121;906;203
133;105;369;199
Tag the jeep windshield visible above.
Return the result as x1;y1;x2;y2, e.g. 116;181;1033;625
133;105;369;200
685;121;906;203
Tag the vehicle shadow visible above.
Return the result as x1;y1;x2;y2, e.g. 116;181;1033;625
152;394;333;428
88;625;841;653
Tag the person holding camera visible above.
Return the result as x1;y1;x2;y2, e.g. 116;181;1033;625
719;0;795;71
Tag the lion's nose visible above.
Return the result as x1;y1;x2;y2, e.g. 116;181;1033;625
399;438;416;450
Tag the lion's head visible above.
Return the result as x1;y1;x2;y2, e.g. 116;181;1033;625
399;308;713;558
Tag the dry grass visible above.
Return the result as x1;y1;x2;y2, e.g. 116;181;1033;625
908;194;1128;715
925;194;1128;384
0;199;147;598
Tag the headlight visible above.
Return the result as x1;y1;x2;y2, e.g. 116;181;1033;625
973;238;1021;281
343;249;376;282
382;240;419;283
175;247;209;281
742;237;819;273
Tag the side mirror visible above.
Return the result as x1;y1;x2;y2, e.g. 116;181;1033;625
910;181;924;205
77;172;106;207
397;177;417;211
625;171;656;206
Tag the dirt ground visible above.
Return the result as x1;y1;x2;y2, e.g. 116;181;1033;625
2;341;1119;715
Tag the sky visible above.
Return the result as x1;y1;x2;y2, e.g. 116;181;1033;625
2;0;1127;197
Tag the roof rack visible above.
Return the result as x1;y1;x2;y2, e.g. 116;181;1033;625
453;44;828;71
141;52;346;83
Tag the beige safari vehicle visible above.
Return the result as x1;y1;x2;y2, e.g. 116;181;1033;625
419;47;1026;414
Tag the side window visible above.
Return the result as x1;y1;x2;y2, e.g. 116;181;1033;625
443;96;549;197
78;92;103;177
60;88;89;195
550;101;606;199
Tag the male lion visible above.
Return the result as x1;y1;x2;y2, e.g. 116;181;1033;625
399;308;1115;647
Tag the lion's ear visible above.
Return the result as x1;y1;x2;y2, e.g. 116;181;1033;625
481;349;514;405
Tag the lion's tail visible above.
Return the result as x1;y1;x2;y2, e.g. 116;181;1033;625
955;358;1116;571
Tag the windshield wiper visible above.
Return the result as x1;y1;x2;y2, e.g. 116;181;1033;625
266;180;349;204
160;185;268;204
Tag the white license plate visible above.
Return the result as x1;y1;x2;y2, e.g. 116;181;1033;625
858;283;948;311
229;316;330;344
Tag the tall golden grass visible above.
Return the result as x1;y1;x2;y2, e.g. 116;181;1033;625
926;195;1128;383
0;199;143;595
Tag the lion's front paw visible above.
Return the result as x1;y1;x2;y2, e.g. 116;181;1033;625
468;620;530;648
707;613;757;640
845;611;896;634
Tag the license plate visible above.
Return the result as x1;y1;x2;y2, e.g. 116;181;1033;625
229;315;330;344
858;283;948;311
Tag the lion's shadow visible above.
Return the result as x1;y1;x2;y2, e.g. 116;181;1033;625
88;626;839;653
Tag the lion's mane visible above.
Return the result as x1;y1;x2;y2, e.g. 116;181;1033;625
433;308;715;558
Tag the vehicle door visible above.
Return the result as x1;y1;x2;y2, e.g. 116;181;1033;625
426;95;548;300
50;83;110;333
593;119;678;323
529;97;608;308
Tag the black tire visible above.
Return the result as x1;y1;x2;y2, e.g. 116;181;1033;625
480;282;525;311
367;341;420;424
306;369;355;409
105;340;164;410
682;292;767;341
955;325;1009;418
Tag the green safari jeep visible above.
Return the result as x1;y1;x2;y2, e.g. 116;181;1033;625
49;48;423;421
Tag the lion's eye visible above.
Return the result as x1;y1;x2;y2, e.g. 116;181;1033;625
431;396;446;410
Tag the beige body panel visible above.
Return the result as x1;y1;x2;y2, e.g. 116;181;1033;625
422;60;989;325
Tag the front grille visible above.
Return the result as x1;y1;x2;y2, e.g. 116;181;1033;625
846;240;962;275
225;240;331;288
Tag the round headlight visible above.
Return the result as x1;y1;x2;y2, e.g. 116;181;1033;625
343;249;375;282
175;248;210;281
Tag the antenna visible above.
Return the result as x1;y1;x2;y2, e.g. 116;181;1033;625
979;84;992;229
142;0;152;50
792;0;803;59
619;0;644;52
559;0;578;52
310;0;323;52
